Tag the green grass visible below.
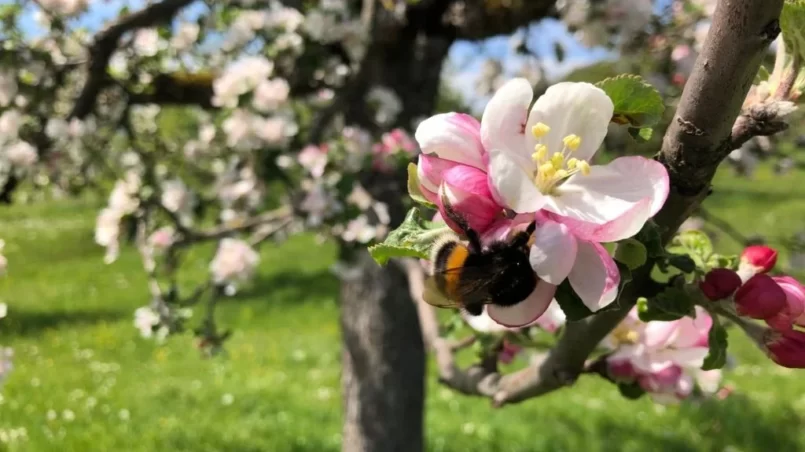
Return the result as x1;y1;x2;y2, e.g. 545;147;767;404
1;163;805;451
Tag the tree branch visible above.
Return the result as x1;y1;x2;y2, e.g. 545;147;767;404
405;0;785;408
69;0;194;119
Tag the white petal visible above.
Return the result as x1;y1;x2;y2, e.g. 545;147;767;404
461;308;510;334
415;113;485;169
525;82;613;163
547;157;668;224
481;78;533;157
568;240;620;312
487;281;556;328
529;221;577;284
488;149;546;213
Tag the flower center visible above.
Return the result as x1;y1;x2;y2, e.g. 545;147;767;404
611;323;639;345
529;122;591;194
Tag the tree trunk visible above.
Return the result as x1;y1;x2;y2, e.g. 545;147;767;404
338;12;455;452
340;251;425;452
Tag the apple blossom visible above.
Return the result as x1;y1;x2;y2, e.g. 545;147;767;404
4;141;38;168
37;0;89;16
415;112;505;234
605;306;720;403
341;215;383;244
0;110;22;141
367;86;402;125
738;245;778;281
252;78;291;112
765;276;805;332
212;57;274;109
95;208;122;264
160;179;194;225
133;29;160;57
298;145;329;178
484;79;668;225
734;274;787;320
148;227;176;251
209;238;260;284
171;22;200;50
134;306;162;339
533;300;566;333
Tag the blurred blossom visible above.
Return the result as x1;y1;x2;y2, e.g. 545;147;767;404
604;0;653;42
346;183;372;210
95;208;122;264
133;29;161;57
37;0;89;16
300;181;339;226
367;87;402;125
148;227;176;251
252;78;290;112
108;175;141;215
133;306;161;339
225;11;268;49
267;4;305;32
210;238;260;284
4;141;38;168
212;56;274;108
171;22;199;50
0;110;22;142
534;301;566;333
0;71;18;108
298;144;328;178
341;215;382;243
160;179;194;225
273;32;305;55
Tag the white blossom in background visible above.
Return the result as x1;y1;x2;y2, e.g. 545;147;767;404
148;227;176;251
367;86;402;126
95;208;122;264
108;175;141;215
298;144;328;178
212;56;274;108
252;78;290;112
255;115;296;145
171;22;199;50
267;3;305;32
300;181;341;226
37;0;89;16
224;10;268;50
341;215;384;243
0;71;17;107
133;306;162;339
4;141;38;168
0;110;21;143
604;0;653;42
210;238;260;284
133;29;160;57
160;179;194;225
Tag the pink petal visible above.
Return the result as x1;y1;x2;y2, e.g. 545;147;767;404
546;156;670;225
415;113;485;169
540;198;653;243
767;276;805;331
673;306;713;348
480;78;533;157
417;155;462;204
643;321;681;349
437;183;501;234
529;220;578;285
479;214;534;245
567;240;620;311
487;281;556;328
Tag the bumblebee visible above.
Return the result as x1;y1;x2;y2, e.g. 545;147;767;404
424;194;537;317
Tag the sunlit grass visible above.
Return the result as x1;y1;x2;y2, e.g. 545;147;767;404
1;163;804;451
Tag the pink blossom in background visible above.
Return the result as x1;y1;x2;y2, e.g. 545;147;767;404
209;238;260;284
252;78;290;112
298;144;329;178
148;227;176;251
605;306;720;404
4;141;38;167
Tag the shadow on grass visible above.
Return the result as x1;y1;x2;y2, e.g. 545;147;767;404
4;308;126;338
228;269;340;306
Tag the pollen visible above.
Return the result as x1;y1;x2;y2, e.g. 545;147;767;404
532;144;548;163
555;169;568;179
531;122;550;138
567;157;579;170
577;160;591;176
550;152;564;169
538;162;556;178
563;134;581;151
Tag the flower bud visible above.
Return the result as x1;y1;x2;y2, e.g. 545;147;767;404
764;329;805;369
607;358;637;382
436;165;503;234
766;276;805;332
699;268;742;301
740;245;778;274
734;274;787;320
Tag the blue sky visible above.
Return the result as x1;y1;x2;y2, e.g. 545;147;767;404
7;0;613;107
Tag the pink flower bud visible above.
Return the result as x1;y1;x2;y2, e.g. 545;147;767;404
766;276;805;332
764;329;805;368
436;165;503;234
607;358;637;382
498;340;522;364
699;268;742;301
740;245;778;274
734;274;787;320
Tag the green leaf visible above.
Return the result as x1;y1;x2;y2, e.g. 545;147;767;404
406;163;436;209
618;381;646;400
667;230;713;270
702;315;729;370
635;220;665;258
667;254;697;273
637;285;696;322
782;0;805;64
596;74;665;128
627;127;653;142
706;253;739;271
368;208;451;265
615;239;647;270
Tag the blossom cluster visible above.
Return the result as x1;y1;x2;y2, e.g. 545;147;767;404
701;245;805;368
414;79;669;327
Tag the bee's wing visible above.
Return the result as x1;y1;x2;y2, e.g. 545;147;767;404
422;274;464;309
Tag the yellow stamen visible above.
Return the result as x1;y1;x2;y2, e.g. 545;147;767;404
531;122;550;138
577;160;591;176
555;169;568;179
538;162;555;178
532;144;548;162
550;153;564;169
563;134;582;151
567;158;579;170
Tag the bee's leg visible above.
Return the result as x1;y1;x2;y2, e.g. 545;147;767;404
438;187;483;253
511;221;537;248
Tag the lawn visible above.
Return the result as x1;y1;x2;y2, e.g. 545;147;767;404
1;164;805;452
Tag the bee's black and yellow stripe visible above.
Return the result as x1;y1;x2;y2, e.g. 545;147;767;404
432;240;470;301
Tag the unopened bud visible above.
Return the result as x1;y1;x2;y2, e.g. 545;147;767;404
734;274;787;320
740;245;778;274
700;268;742;301
764;329;805;369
